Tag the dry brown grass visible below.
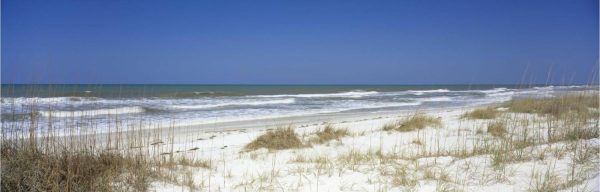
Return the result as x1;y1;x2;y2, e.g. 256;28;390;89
487;121;507;137
462;107;499;119
0;88;166;191
245;126;303;151
159;156;212;169
1;142;153;191
311;125;349;144
383;113;442;132
506;94;598;117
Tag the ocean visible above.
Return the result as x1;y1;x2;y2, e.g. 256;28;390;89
1;84;595;133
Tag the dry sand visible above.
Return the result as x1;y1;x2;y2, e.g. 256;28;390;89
142;104;600;191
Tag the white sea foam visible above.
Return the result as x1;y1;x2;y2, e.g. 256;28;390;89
479;87;509;94
564;85;588;88
407;89;450;95
533;86;554;90
254;91;378;98
170;98;296;109
488;91;515;97
167;101;424;127
38;106;145;117
0;97;104;107
2;97;71;105
357;101;422;109
418;96;453;102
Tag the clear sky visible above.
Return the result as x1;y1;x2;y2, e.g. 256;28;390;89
2;0;598;84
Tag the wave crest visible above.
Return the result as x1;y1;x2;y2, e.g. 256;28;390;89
418;96;452;102
407;89;450;95
479;88;508;94
38;106;145;117
170;98;295;110
254;91;378;98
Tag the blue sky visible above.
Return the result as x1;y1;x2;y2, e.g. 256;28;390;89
2;0;598;84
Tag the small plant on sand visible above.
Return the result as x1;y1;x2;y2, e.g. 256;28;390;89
476;128;484;135
462;107;499;119
411;139;423;145
384;113;442;132
160;156;211;169
487;121;507;137
382;123;397;131
245;126;303;151
311;125;349;144
391;165;417;188
528;166;560;192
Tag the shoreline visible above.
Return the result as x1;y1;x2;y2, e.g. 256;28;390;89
5;93;598;191
150;94;598;191
45;104;481;149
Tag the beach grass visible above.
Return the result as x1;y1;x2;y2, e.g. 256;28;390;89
383;113;442;132
506;94;598;117
244;126;303;151
487;120;507;137
311;125;349;144
462;107;499;119
1;138;154;191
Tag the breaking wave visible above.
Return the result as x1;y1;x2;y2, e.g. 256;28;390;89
38;106;145;117
170;98;296;110
254;90;379;98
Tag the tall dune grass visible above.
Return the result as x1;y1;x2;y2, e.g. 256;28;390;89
506;94;598;117
0;86;177;191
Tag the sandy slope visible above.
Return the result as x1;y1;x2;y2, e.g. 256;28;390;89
146;106;599;192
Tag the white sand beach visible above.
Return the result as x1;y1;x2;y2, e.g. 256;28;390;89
143;100;599;191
